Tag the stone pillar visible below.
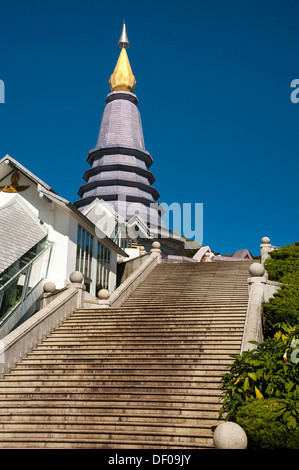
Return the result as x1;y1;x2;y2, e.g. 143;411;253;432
40;281;57;308
151;241;162;263
66;271;86;308
97;288;110;309
260;236;272;265
139;246;146;256
241;263;266;352
204;252;214;262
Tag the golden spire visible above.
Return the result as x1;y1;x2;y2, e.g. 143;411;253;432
109;21;136;93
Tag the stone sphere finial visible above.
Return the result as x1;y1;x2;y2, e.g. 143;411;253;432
97;289;110;300
69;271;83;283
261;236;271;244
152;241;161;249
249;263;265;277
213;422;248;449
43;281;56;293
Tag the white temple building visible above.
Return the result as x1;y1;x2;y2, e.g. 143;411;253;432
0;155;128;337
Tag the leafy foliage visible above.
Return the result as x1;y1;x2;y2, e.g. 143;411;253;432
235;399;299;449
264;242;299;284
263;242;299;329
219;324;299;422
218;242;299;448
263;285;299;327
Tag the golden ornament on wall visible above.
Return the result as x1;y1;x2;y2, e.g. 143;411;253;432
0;171;30;192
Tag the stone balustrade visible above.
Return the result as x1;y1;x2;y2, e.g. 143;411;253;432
0;272;85;378
240;236;281;353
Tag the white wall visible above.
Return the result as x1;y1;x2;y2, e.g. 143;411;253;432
0;169;122;296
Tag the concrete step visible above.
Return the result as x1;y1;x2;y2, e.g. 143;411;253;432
0;377;222;387
54;325;245;332
0;422;216;436
0;435;214;449
13;359;230;368
41;338;242;345
65;311;247;318
48;331;243;339
0;260;250;449
0;401;222;414
8;366;228;375
0;408;221;420
0;384;224;395
35;344;240;352
0;412;221;428
0;427;214;443
32;340;239;348
0;397;223;408
21;355;234;364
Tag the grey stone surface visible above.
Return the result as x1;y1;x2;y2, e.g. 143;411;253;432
43;281;56;293
0;199;47;275
213;422;248;449
249;263;265;277
97;288;110;300
152;241;161;249
69;271;83;283
0;286;82;377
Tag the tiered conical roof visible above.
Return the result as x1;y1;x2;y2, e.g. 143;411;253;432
74;22;162;228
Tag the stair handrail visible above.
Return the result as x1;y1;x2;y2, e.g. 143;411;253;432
97;242;162;308
0;273;85;378
0;242;53;326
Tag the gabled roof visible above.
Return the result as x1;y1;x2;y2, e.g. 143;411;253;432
0;198;47;274
82;198;126;224
193;246;212;262
232;249;253;260
126;214;151;239
0;155;53;192
0;155;128;257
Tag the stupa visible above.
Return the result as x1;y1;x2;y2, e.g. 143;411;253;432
74;22;163;230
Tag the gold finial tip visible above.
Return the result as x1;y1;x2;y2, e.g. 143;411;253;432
109;47;136;92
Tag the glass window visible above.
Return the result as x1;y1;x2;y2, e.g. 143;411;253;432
76;226;82;272
0;240;52;324
96;241;111;293
76;225;94;290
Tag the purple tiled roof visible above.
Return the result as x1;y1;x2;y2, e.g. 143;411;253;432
96;93;145;151
75;90;162;227
232;249;252;259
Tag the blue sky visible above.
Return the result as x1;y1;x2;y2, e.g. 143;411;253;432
0;0;298;256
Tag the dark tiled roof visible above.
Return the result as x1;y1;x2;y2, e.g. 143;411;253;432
232;249;252;259
96;95;145;151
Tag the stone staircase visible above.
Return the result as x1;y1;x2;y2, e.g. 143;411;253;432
0;260;252;448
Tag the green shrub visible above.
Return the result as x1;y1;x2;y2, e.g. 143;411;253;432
264;242;299;284
219;324;299;421
263;285;299;326
219;243;299;448
263;242;299;328
235;399;299;449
